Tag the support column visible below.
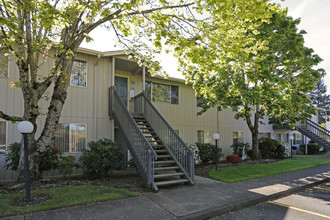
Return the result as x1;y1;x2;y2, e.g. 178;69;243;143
142;66;145;91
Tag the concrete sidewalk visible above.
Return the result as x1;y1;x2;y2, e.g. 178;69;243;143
1;164;329;220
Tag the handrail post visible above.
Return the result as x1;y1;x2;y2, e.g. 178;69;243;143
147;149;152;186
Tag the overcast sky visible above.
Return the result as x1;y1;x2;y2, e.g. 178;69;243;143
81;0;330;90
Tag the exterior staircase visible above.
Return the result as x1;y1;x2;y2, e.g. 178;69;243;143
109;86;194;191
297;118;330;150
133;114;189;187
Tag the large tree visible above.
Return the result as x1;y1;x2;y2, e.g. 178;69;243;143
0;0;277;179
0;0;197;179
308;79;330;123
174;9;324;157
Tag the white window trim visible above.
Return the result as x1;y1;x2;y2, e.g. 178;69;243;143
69;123;87;153
70;59;87;88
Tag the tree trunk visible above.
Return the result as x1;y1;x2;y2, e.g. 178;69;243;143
16;53;75;181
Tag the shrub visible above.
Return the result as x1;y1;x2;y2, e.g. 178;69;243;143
79;138;123;179
231;142;249;155
246;149;258;160
259;138;286;159
58;155;76;179
187;144;201;165
5;142;21;170
38;146;61;172
300;143;322;155
196;143;223;164
5;143;60;173
226;155;240;163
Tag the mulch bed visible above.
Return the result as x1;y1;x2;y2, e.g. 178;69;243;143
0;169;152;197
1;159;281;201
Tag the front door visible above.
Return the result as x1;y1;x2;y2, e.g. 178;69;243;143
115;76;128;106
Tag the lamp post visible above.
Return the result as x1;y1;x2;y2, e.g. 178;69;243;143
213;133;220;171
17;121;34;201
289;135;294;159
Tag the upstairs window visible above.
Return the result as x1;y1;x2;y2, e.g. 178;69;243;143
0;48;8;78
145;81;179;104
70;59;87;87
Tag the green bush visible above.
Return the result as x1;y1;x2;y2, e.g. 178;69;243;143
5;143;60;173
38;147;61;172
259;138;286;159
58;155;76;179
79;138;123;179
300;143;322;154
246;149;258;160
5;142;21;170
231;142;249;155
196;143;223;164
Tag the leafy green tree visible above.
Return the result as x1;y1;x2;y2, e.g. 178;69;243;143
308;79;330;123
0;0;195;179
175;9;324;157
0;0;277;179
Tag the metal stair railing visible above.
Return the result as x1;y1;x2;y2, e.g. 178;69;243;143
109;87;157;188
298;118;330;140
134;92;194;184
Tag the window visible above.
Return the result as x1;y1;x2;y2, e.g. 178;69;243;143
283;133;289;143
197;130;204;143
293;133;302;145
0;48;8;78
70;59;87;87
259;132;271;139
0;121;6;151
233;132;243;144
275;133;282;141
54;123;87;152
145;81;179;104
197;130;211;144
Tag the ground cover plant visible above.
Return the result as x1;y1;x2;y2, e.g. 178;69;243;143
0;185;139;217
208;157;330;183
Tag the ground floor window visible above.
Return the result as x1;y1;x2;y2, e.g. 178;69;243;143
275;133;282;141
293;133;303;145
197;130;212;144
54;123;87;152
0;121;6;151
233;132;243;144
259;132;271;139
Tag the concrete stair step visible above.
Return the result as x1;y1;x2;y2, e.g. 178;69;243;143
155;179;189;186
155;160;175;164
154;172;184;179
154;166;179;171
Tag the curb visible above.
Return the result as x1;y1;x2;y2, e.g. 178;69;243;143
179;178;330;220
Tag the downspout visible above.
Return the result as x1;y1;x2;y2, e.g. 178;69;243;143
93;54;101;140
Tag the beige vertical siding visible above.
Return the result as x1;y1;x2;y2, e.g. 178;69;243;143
0;51;114;150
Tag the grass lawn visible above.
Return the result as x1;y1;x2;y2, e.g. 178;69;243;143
209;157;330;183
0;185;139;217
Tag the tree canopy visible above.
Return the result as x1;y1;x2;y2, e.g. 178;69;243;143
0;0;281;177
175;8;325;156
